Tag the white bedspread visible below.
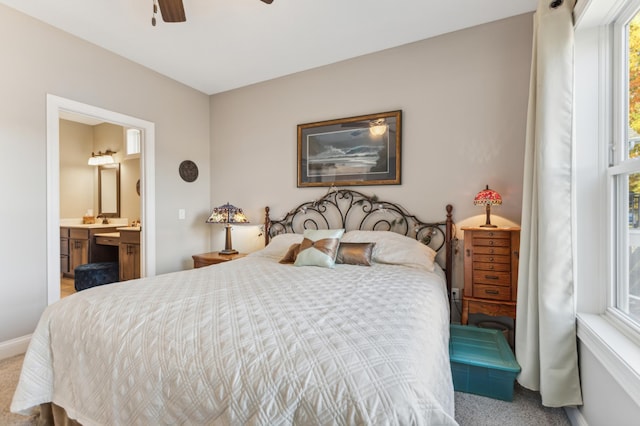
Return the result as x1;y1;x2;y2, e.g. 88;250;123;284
12;256;456;425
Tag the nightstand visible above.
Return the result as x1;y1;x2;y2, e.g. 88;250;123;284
192;251;247;268
461;227;520;326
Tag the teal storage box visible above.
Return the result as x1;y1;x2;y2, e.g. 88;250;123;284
449;324;521;401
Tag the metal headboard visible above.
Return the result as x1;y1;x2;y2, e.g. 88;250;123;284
264;189;454;298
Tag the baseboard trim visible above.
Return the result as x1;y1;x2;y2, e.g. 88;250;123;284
564;406;589;426
0;335;31;360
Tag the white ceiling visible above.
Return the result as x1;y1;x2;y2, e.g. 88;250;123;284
1;0;537;95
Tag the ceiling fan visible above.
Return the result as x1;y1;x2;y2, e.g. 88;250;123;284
153;0;274;26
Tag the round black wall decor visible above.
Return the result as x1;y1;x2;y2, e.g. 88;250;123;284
179;160;199;182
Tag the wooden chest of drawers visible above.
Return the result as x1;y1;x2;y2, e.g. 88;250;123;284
461;227;520;325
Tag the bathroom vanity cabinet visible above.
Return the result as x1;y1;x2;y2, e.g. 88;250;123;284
60;225;119;277
119;228;141;281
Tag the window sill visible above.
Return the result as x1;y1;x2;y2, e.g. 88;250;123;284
577;313;640;407
124;153;140;161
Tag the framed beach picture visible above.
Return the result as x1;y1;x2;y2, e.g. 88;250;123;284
297;110;402;187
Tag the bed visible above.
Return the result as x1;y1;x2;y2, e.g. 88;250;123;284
12;189;457;425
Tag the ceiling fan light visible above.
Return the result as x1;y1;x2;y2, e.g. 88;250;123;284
369;119;387;136
369;125;387;136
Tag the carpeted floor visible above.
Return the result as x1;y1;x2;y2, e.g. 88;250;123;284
0;355;38;426
1;354;571;425
455;383;571;426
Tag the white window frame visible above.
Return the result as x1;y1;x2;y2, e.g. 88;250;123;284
575;0;640;407
607;0;640;340
124;127;142;160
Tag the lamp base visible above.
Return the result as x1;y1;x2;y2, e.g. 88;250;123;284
219;223;238;255
219;249;238;255
479;204;498;228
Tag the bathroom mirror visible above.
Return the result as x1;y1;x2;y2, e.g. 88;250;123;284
98;164;120;218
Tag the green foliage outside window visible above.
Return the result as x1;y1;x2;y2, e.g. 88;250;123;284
630;15;640;141
629;15;640;195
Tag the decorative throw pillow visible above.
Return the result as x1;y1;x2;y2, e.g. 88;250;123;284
250;233;304;259
294;229;345;268
335;242;375;266
279;243;301;264
341;230;437;271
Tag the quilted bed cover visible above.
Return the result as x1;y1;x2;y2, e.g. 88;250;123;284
12;255;456;425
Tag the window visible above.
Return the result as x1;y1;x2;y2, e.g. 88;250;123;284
125;128;141;158
574;0;640;407
611;5;640;329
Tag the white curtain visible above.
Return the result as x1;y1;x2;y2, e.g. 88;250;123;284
515;0;582;407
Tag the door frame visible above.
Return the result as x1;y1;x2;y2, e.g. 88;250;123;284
47;94;156;304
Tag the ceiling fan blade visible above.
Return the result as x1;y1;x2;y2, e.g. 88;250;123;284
261;0;274;4
158;0;186;23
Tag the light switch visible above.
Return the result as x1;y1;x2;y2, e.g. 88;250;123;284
178;209;186;220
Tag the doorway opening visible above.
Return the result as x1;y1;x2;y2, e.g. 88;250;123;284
46;95;156;304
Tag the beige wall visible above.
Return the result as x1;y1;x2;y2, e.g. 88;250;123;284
60;120;141;222
59;120;94;217
210;13;533;290
0;5;211;343
1;5;531;344
92;122;139;221
120;157;141;224
92;122;124;217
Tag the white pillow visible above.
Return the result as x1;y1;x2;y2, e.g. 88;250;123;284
251;233;304;259
341;230;437;271
294;229;345;268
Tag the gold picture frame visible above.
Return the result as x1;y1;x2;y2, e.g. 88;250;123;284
297;110;402;187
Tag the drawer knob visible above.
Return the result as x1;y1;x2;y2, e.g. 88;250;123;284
489;249;494;254
489;257;494;261
489;240;494;246
488;232;494;237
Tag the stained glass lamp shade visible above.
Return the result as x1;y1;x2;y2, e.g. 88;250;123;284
474;185;502;228
206;202;249;254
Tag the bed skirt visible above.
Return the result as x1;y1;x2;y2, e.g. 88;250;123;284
39;403;81;426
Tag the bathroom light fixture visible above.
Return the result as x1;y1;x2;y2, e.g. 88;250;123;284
474;185;502;228
88;150;117;166
206;202;249;254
